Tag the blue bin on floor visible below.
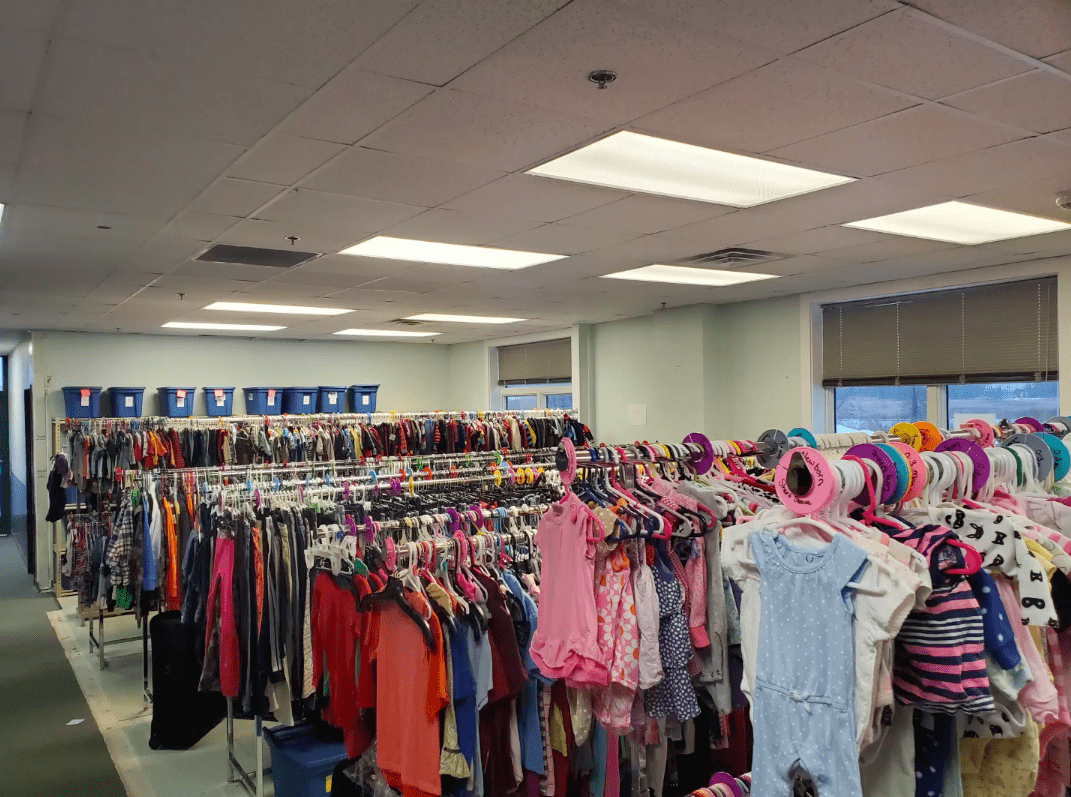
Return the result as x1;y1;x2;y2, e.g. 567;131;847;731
203;387;234;417
109;387;145;418
283;387;318;414
318;386;346;414
348;384;379;413
244;387;283;416
160;387;195;418
265;724;345;797
62;387;102;419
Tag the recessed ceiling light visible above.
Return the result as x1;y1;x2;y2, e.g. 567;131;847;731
844;201;1071;244
404;313;526;324
601;264;780;286
527;131;854;207
204;301;351;316
334;328;440;337
162;322;286;332
339;236;565;270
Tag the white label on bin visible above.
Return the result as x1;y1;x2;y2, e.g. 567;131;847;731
303;395;310;405
362;394;370;405
267;394;275;406
124;396;134;408
328;392;337;404
177;397;185;408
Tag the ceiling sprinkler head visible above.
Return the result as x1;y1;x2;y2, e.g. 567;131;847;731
588;69;616;89
286;235;300;245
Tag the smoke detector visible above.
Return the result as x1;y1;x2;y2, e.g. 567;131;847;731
1056;191;1071;211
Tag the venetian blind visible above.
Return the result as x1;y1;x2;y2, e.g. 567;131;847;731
498;339;571;384
822;277;1058;387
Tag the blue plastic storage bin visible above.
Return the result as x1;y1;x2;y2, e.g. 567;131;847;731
318;386;346;414
264;724;345;797
62;387;102;419
160;387;195;418
244;387;283;416
283;388;318;414
349;384;379;413
203;387;234;417
110;387;145;418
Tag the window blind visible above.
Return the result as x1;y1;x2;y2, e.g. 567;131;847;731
822;276;1058;387
498;339;571;384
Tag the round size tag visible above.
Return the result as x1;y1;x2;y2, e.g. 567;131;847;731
1041;433;1071;481
683;432;715;474
787;427;818;448
891;442;927;503
913;421;943;452
935;438;991;495
876;443;910;504
775;448;835;513
557;438;577;485
757;429;790;470
889;422;922;451
1002;433;1054;482
845;444;898;504
1015;416;1045;433
961;419;996;448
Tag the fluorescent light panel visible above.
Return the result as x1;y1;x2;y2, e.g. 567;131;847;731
163;322;286;332
844;201;1071;244
528;131;854;207
601;264;779;286
340;236;564;270
404;313;525;324
334;329;440;337
204;301;351;316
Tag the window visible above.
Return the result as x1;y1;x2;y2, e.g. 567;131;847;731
948;381;1059;428
545;392;573;411
834;386;928;434
493;337;574;411
505;394;538;411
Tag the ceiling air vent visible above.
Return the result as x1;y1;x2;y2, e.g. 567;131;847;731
391;318;426;327
679;247;784;267
196;244;320;269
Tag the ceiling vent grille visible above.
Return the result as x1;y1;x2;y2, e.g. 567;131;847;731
391;318;425;326
679;247;784;267
195;244;320;268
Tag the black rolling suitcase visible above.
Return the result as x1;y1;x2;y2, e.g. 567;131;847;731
148;610;226;750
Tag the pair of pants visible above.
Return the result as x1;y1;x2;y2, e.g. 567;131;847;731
200;536;238;699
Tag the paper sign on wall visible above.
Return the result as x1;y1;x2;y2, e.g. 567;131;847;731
267;389;276;406
626;403;647;426
80;388;90;407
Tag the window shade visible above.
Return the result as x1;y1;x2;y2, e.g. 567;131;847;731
822;277;1058;387
498;339;571;384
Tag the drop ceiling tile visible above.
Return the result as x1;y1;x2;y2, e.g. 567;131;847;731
0;163;13;199
965;175;1071;222
611;0;896;55
227;134;345;186
168;211;241;242
492;223;640;255
982;229;1071;255
291;253;403;280
742;225;892;255
217;218;354;255
62;0;420;89
188;178;284;217
237;267;369;291
356;0;567;86
359;89;611;172
170;260;283;282
15;165;202;217
8;205;164;241
0;225;149;259
361;272;475;294
1047;51;1071;71
737;254;841;276
0;110;27;163
768;105;1025;177
24;115;246;192
303;146;504;208
0;32;48;112
2;0;62;30
943;71;1071;133
879;136;1071;197
128;238;208;272
276;67;433;144
230;282;335;299
38;38;311;146
255;189;423;233
909;0;1071;59
443;173;626;222
450;0;777;124
636;58;917;154
559;194;734;235
795;9;1030;100
818;237;959;264
380;209;542;245
1050;127;1071;147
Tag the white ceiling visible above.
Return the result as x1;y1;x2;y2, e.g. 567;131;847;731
1;0;1071;344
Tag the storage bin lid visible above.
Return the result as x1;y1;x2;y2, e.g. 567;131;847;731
160;386;195;391
110;387;144;391
350;384;380;390
202;386;234;391
264;725;345;768
64;386;101;391
319;386;346;391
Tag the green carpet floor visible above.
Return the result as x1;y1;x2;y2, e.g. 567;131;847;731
0;536;128;795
